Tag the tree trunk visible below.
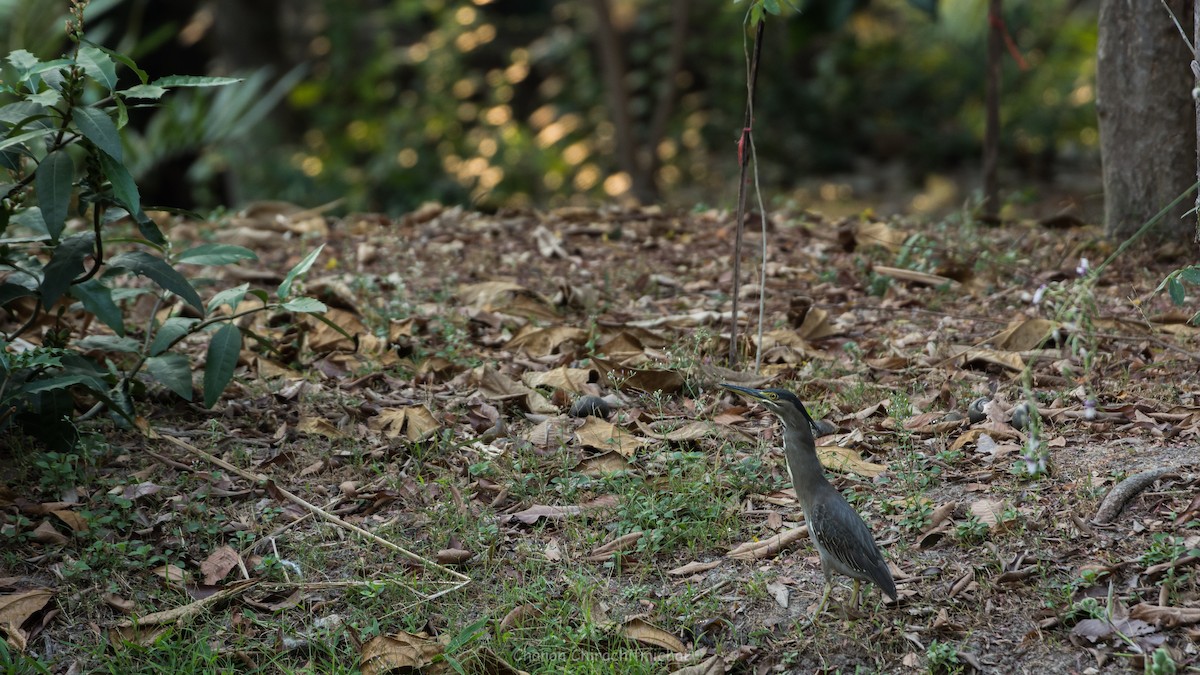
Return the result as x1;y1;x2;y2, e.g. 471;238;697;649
1097;0;1196;244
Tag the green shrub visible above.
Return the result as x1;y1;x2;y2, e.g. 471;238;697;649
0;1;335;449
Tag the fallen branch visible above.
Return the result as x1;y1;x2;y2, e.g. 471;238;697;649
726;525;808;560
1092;467;1175;525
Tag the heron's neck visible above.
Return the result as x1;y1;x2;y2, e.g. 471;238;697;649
783;425;830;508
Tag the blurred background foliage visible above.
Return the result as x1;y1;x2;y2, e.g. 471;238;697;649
0;0;1099;214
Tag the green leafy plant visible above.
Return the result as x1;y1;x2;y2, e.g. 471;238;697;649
925;639;962;674
0;1;339;449
1157;265;1200;324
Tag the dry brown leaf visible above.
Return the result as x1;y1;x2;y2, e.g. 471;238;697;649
591;357;685;394
473;365;557;414
102;593;136;614
457;281;557;320
522;365;595;393
586;532;643;561
366;405;440;441
50;509;88;533
667;559;723;576
360;632;444;675
950;347;1026;373
673;655;726;675
816;445;886;477
1129;603;1200;628
30;521;68;546
500;504;584;524
797;306;838;341
0;588;53;650
969;498;1008;529
152;564;190;587
436;548;473;565
524;417;574;446
306;307;366;353
506;325;588;357
575;451;631;476
200;545;241;585
855;220;907;252
298;416;345;439
574;417;648;457
620;617;687;653
637;420;712;442
498;604;543;634
990;318;1060;351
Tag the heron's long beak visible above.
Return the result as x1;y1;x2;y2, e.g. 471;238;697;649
718;383;768;400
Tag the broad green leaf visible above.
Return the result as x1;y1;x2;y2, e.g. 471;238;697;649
281;297;327;313
0;127;55;154
0;149;20;170
82;39;148;84
1179;266;1200;285
35;150;74;240
27;89;60;107
108;251;204;311
0;282;37;309
73;106;122;161
207;283;251;314
149;316;199;356
96;151;142;220
113;95;128;130
145;353;193;400
277;244;324;299
77;335;141;353
0;100;48;125
203;323;242;408
70;279;124;335
763;0;781;14
247;289;270;304
153;75;243;88
7;50;39;76
136;215;165;246
41;233;95;308
76;45;118;91
17;374;99;395
1169;276;1185;305
119;84;167;100
177;243;258;266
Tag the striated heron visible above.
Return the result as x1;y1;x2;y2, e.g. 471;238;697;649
721;383;897;615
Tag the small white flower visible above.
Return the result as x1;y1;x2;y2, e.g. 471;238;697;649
1032;284;1047;305
1076;257;1089;276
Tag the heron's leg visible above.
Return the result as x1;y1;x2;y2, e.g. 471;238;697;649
813;580;833;617
849;579;861;610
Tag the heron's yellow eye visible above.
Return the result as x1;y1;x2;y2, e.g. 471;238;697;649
765;392;777;400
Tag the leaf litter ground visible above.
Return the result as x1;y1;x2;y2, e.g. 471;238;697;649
3;202;1200;673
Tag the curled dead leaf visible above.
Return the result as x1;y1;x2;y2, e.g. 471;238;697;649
360;632;443;675
200;545;241;586
575;417;648;457
498;603;543;634
667;560;723;576
436;548;473;565
816;445;885;478
990;318;1060;351
619;617;687;653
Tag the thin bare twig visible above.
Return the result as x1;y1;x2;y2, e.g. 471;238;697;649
729;16;765;367
159;434;471;601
